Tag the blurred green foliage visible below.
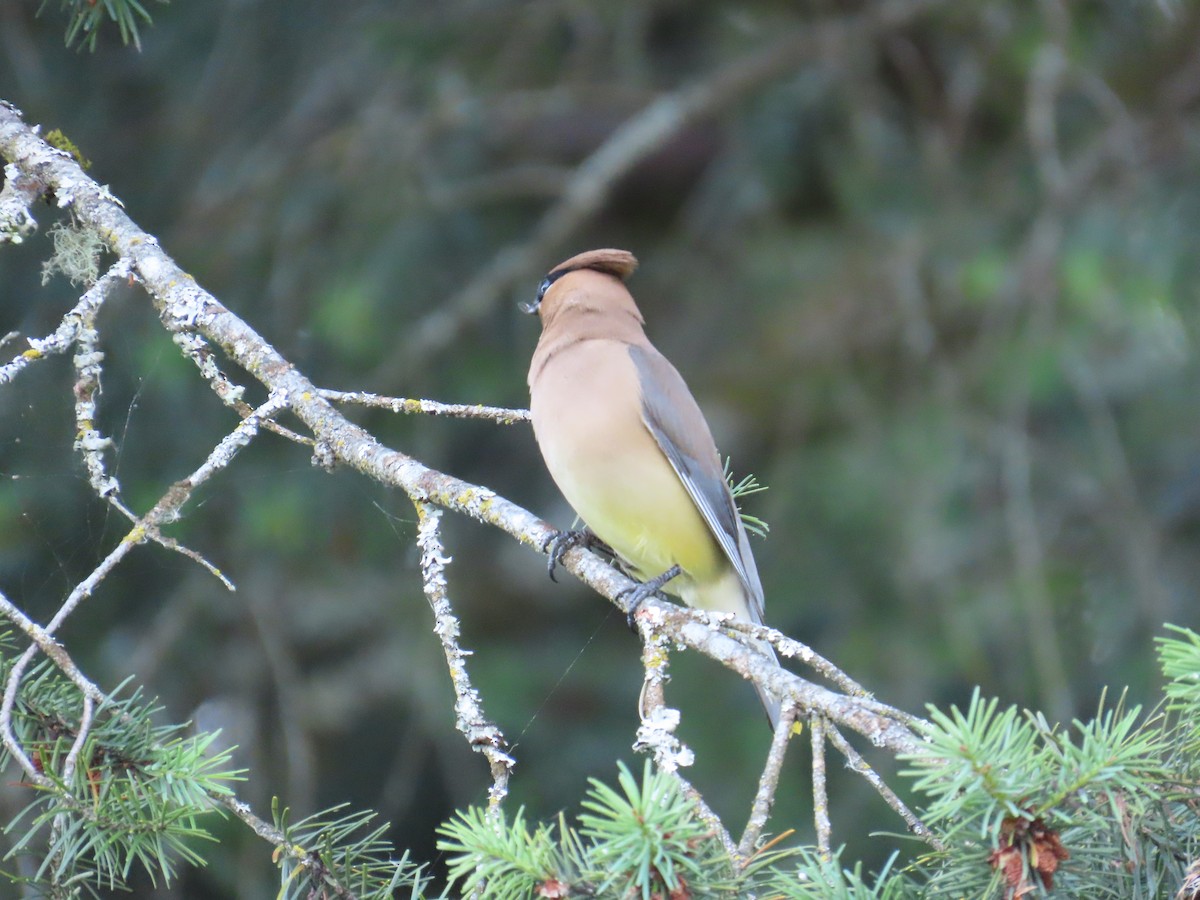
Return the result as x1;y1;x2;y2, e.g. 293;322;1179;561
2;0;1200;895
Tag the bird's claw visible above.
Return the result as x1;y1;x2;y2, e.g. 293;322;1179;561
619;564;682;628
544;528;610;582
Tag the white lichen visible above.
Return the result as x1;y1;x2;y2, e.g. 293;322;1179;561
41;221;103;287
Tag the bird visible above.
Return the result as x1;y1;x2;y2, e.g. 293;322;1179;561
525;248;782;729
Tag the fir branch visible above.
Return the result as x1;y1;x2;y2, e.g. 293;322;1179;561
38;0;165;52
439;761;779;899
439;806;563;898
769;848;913;899
724;457;770;538
902;677;1192;898
271;801;431;900
1158;625;1200;755
0;652;241;893
579;761;714;897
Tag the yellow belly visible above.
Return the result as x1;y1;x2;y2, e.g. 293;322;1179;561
530;340;724;590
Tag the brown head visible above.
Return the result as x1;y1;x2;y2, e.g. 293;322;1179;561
523;249;643;335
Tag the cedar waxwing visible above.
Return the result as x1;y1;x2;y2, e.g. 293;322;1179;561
525;249;782;728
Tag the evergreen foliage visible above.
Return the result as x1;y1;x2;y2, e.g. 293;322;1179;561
38;0;164;51
726;458;770;539
0;633;240;894
271;801;432;900
438;760;789;899
431;627;1200;899
0;593;1197;895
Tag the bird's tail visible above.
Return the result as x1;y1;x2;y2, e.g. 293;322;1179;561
687;569;784;730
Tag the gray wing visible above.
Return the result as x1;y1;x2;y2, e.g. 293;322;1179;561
628;343;766;624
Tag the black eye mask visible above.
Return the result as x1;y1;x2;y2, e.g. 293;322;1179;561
521;266;576;314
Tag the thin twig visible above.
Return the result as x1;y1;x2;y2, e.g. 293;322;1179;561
218;793;370;895
219;795;288;845
72;277;125;501
61;694;93;785
320;389;529;423
649;602;925;755
0;257;128;386
702;611;870;698
826;723;944;850
636;616;670;724
0;589;109;783
0;592;107;706
68;280;242;587
810;717;832;861
113;392;294;593
671;769;738;862
738;703;798;861
413;500;514;813
633;614;695;773
630;610;737;856
215;794;373;900
0;395;288;779
172;329;313;445
1;539;133;779
36;274;287;592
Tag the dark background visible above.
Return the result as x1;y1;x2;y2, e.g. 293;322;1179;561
2;1;1199;895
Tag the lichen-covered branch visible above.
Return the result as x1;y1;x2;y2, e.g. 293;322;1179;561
0;98;928;867
632;615;696;774
809;716;832;861
71;260;129;501
0;390;295;791
738;703;799;861
0;589;106;783
0;255;125;385
0;160;39;243
321;389;530;423
644;601;920;756
826;723;942;850
172;328;312;445
413;500;514;812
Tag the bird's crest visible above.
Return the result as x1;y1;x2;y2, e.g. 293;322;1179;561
548;249;638;282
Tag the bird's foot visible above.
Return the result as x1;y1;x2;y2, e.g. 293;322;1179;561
543;527;612;582
619;564;682;627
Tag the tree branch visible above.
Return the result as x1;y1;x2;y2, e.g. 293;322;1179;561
0;97;928;872
413;500;514;812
